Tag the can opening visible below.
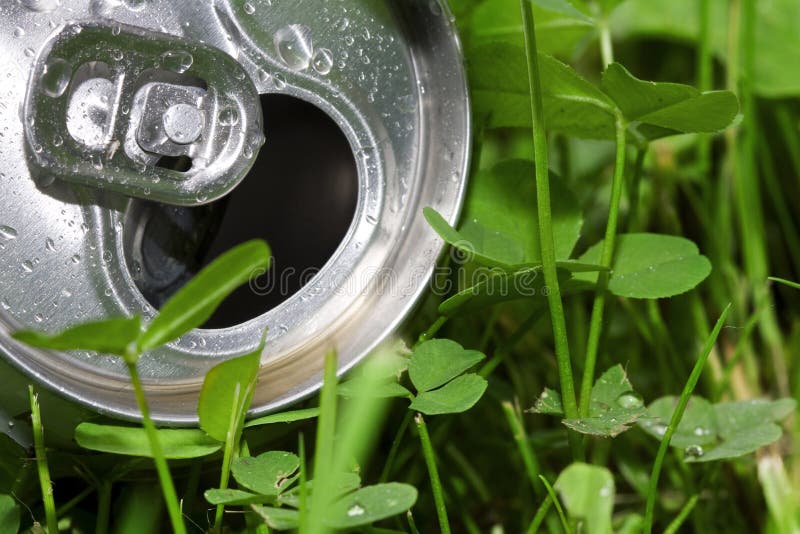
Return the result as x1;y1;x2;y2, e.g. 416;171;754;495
123;94;358;328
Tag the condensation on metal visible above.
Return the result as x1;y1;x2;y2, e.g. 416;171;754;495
0;0;471;423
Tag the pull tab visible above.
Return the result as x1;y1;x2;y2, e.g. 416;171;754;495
23;22;264;205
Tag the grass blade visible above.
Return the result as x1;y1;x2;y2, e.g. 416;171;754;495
768;277;800;291
643;303;731;532
664;494;699;534
502;401;541;496
306;350;338;534
539;475;572;534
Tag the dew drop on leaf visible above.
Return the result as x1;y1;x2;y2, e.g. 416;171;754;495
684;444;704;458
347;503;365;517
616;392;644;409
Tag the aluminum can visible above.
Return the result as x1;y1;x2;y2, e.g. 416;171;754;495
0;0;470;424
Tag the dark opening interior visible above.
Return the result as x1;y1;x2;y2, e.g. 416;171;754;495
125;94;359;328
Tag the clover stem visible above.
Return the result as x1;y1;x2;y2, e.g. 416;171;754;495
125;360;186;534
696;0;713;179
29;386;58;534
415;414;451;534
579;113;627;418
599;20;614;68
519;0;583;460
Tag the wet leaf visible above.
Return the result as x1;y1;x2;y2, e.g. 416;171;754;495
12;316;141;357
139;240;271;351
408;339;486;392
564;365;646;437
575;233;712;298
555;463;615;534
639;396;796;462
198;342;263;442
410;374;488;415
231;451;299;496
533;366;646;437
0;494;19;534
74;423;222;459
250;505;299;530
530;387;564;415
245;408;320;428
324;483;418;529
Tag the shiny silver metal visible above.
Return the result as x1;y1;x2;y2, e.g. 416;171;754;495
0;0;471;424
25;21;264;205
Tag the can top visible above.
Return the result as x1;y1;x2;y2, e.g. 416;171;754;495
0;0;470;423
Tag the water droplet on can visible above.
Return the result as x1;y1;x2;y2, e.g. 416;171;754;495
122;0;147;11
0;226;18;240
218;106;240;126
159;50;193;74
274;24;313;71
19;0;60;12
312;48;333;75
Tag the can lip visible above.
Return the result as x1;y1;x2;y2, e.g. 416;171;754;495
0;0;472;424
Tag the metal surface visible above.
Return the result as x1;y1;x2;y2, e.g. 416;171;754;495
0;0;471;423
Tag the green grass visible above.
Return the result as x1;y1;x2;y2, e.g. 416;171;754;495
3;0;800;532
